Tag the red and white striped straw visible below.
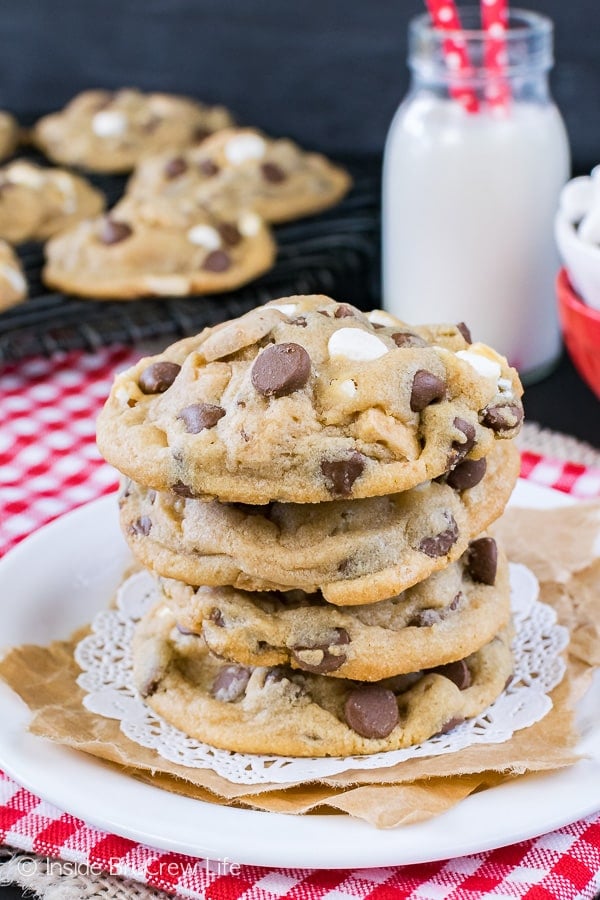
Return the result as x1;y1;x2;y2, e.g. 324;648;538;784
425;0;479;113
481;0;511;109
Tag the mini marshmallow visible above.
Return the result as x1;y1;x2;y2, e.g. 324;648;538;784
336;378;358;398
456;349;502;380
92;110;128;138
225;133;267;166
367;309;398;327
268;302;298;316
187;224;222;250
238;211;261;237
328;328;388;362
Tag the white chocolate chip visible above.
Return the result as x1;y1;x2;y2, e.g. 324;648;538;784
7;162;45;188
92;109;128;137
412;480;432;492
0;263;25;293
268;302;297;316
187;224;222;250
328;328;389;362
456;349;502;380
498;377;513;393
115;385;133;406
238;211;261;237
367;309;399;327
338;378;357;398
224;133;266;165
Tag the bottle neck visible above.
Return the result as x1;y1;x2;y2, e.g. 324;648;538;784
408;7;555;107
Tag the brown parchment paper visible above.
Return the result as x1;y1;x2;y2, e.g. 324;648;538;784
1;505;599;829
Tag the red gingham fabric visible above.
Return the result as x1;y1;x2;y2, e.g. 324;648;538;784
1;346;600;900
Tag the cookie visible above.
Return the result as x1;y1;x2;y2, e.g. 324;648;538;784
133;601;513;756
43;199;275;299
119;440;518;605
0;240;26;311
0;111;19;162
126;127;351;223
97;296;524;503
159;537;510;681
0;161;105;244
33;88;234;173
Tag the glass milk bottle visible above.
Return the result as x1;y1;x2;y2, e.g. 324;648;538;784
382;9;570;382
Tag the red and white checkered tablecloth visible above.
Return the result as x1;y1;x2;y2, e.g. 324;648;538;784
1;344;600;900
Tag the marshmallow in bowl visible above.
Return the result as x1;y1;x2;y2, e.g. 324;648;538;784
555;167;600;311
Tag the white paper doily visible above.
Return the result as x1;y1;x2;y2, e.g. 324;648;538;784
75;564;569;785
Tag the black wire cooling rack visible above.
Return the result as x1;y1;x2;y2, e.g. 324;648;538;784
0;157;381;364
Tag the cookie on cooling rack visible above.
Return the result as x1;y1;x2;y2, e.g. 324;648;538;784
0;240;26;311
32;88;234;173
0;160;105;244
43;197;275;299
126;127;351;223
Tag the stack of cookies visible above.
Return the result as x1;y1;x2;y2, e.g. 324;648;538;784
97;295;524;757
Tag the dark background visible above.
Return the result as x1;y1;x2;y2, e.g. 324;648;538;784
0;0;598;170
0;4;598;896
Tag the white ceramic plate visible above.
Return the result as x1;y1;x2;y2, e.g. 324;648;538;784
0;481;598;869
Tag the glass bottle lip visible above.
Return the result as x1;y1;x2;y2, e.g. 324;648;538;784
409;7;554;78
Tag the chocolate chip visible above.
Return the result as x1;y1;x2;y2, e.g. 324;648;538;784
193;126;211;143
171;480;197;498
199;158;220;177
218;223;242;246
418;514;459;558
100;218;132;245
392;332;428;349
291;628;350;675
177;402;225;434
344;685;399;739
450;417;477;464
212;665;251;702
128;516;151;536
251;342;311;398
203;250;231;272
138;671;162;698
210;608;225;627
291;316;308;327
410;370;446;412
138;361;181;394
467;537;498;585
456;322;472;343
164;156;188;179
334;304;358;318
434;659;471;690
446;457;487;491
261;161;287;183
481;402;524;434
436;716;465;736
321;452;366;497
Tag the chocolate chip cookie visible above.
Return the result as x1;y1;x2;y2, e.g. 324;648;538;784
0;240;26;311
33;88;234;173
126;127;351;223
158;537;510;681
119;441;518;605
133;600;513;756
43;198;275;299
0;160;105;244
0;111;19;162
97;296;524;503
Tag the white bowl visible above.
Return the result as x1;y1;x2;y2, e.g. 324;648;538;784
555;174;600;311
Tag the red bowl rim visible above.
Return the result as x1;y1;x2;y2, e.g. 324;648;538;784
557;267;600;324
